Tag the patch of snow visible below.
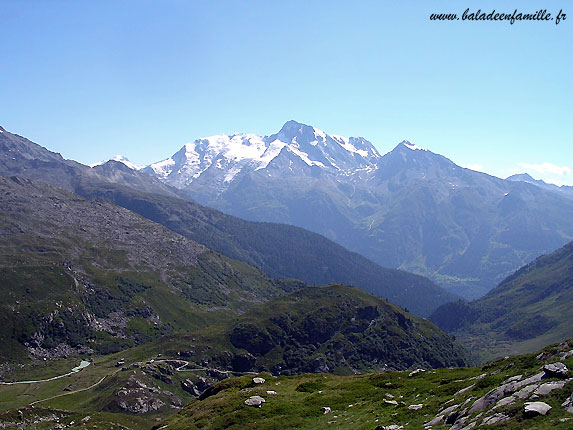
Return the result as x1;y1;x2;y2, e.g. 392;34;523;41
313;127;327;141
331;134;349;145
332;135;369;157
402;141;428;151
149;157;176;178
287;145;326;168
111;155;141;170
256;139;288;170
90;155;142;170
224;166;243;182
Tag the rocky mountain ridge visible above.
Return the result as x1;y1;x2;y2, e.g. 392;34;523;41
140;121;573;299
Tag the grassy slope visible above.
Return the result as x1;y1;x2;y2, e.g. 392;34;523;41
75;182;456;317
0;284;470;428
222;285;469;374
164;339;573;430
0;176;290;361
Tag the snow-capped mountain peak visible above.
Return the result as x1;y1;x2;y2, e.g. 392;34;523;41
90;155;141;170
143;121;382;192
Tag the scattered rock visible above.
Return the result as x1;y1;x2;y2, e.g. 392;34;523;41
244;395;266;407
481;413;509;425
181;379;201;397
469;372;544;414
503;374;522;384
524;401;552;416
409;369;425;377
471;373;487;380
322;406;331;414
111;373;181;413
425;415;444;426
408;404;423;410
560;350;573;361
266;390;277;395
514;383;540;399
375;425;403;430
543;362;569;378
454;384;475;396
533;380;568;396
445;411;460;425
440;404;459;416
385;393;394;398
448;416;468;430
562;393;573;413
517;372;546;387
253;377;266;384
493;395;516;409
384;399;398;406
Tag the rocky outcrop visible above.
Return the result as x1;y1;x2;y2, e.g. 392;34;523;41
543;362;569;378
425;356;573;429
181;376;212;397
107;372;181;414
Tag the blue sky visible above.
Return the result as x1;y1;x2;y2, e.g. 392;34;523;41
1;1;571;184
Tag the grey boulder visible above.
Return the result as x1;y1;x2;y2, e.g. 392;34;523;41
524;401;552;416
244;395;266;407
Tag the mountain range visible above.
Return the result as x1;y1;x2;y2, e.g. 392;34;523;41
507;172;573;199
139;121;573;299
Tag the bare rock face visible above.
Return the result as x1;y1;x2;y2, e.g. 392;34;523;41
181;379;201;397
468;372;545;414
533;380;569;396
524;401;552;416
543;362;569;378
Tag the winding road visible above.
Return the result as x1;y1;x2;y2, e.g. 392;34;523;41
0;360;91;385
3;357;258;408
